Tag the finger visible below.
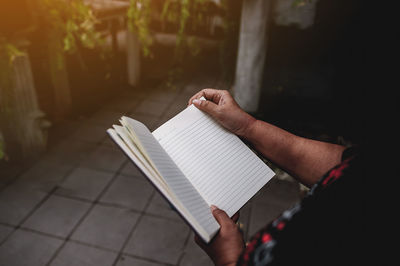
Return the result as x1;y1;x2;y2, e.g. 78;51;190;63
232;211;240;223
192;98;219;118
210;205;233;228
188;90;205;106
201;88;224;104
188;88;212;105
188;88;222;106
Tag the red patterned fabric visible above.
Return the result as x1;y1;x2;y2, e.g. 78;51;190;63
237;148;366;266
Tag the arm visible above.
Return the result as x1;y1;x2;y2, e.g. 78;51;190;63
243;120;345;187
189;89;346;187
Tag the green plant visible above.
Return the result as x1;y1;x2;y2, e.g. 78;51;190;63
40;0;104;54
127;0;153;57
35;0;106;71
0;40;25;64
127;0;238;85
127;0;192;58
219;0;240;83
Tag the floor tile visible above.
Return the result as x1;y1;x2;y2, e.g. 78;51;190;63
69;124;108;144
45;139;97;166
71;205;139;251
134;100;170;118
180;232;213;266
0;229;63;266
82;145;127;172
120;88;149;100
56;167;114;201
0;224;13;243
115;255;165;266
145;193;181;221
0;184;47;225
47;119;83;146
213;78;231;91
88;110;125;128
50;241;118;266
103;97;139;113
119;161;144;178
252;178;300;207
0;76;317;266
180;76;218;96
159;105;184;124
248;202;289;237
150;119;166;132
126;113;160;131
182;83;202;96
100;136;121;150
22;195;91;238
14;158;73;193
124;215;189;265
0;162;26;186
147;89;178;104
247;178;299;238
171;94;192;110
157;94;189;126
239;202;253;242
100;175;154;211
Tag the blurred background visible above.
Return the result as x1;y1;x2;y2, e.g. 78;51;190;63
0;0;373;265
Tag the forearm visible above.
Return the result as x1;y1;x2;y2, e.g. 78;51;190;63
242;119;346;187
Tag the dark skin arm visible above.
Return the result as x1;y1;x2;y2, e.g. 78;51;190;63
189;89;345;187
188;89;346;264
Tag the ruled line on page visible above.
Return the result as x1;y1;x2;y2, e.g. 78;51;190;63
155;108;275;218
123;117;219;236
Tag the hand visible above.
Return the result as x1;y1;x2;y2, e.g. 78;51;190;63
194;205;245;266
188;89;256;137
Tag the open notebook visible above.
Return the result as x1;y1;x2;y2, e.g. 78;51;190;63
107;100;275;243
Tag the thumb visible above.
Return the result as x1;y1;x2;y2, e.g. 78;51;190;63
193;99;219;117
211;205;232;228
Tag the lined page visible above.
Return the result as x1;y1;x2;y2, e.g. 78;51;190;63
112;125;160;182
153;105;275;218
121;117;219;241
107;128;170;198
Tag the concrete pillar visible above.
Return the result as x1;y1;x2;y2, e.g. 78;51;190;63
0;53;50;159
127;30;141;87
233;0;272;112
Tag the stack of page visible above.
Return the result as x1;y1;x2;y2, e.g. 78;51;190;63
107;99;275;242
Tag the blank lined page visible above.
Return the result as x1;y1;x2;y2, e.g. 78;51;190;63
122;117;219;240
153;105;275;217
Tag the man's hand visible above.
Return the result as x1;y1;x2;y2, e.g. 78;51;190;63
188;89;256;137
195;205;244;266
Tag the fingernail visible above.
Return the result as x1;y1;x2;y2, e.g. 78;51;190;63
210;205;218;211
192;99;200;105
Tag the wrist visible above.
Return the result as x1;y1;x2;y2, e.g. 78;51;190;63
239;114;257;140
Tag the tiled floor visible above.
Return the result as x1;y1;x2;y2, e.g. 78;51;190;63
0;77;301;266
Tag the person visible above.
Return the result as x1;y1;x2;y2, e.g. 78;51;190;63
187;88;376;266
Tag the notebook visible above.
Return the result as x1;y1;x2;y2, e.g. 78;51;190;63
107;98;275;243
